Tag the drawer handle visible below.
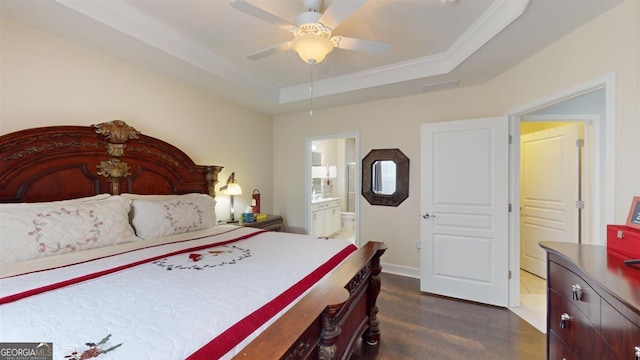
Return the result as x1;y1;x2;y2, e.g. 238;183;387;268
635;346;640;360
560;313;572;329
572;284;583;300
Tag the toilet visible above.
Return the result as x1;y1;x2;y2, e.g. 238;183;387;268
341;212;355;231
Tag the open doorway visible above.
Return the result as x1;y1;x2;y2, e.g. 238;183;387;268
306;133;360;245
508;81;613;332
515;117;595;333
520;118;596;279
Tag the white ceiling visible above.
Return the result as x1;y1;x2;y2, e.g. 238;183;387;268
0;0;621;115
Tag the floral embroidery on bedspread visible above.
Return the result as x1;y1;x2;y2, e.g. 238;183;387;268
64;334;122;360
153;245;251;271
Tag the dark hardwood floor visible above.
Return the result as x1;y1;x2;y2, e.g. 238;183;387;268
351;273;546;360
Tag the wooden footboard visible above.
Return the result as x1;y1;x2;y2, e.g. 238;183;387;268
233;241;387;360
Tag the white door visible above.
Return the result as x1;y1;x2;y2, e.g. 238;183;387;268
420;117;509;307
520;124;579;278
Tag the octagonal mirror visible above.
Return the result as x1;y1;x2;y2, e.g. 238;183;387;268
362;149;409;206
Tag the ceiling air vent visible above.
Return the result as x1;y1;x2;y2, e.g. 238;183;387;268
422;80;460;93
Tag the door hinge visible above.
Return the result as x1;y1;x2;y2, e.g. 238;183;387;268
576;200;585;209
508;270;512;279
576;139;584;148
509;135;513;144
508;203;512;212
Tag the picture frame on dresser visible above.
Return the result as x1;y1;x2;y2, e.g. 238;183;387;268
626;196;640;230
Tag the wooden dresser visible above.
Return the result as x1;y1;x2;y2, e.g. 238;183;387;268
541;242;640;359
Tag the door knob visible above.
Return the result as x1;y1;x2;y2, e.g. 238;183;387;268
422;213;435;219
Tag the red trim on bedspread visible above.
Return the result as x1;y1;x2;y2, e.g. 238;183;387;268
187;244;357;360
0;229;267;305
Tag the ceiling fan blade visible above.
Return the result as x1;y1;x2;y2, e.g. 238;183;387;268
319;0;366;30
247;42;292;60
333;36;391;54
230;0;294;30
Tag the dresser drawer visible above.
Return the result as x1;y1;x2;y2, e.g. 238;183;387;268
549;289;600;358
549;330;579;360
601;297;640;360
549;261;601;327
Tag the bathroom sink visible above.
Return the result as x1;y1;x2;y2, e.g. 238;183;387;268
311;197;339;204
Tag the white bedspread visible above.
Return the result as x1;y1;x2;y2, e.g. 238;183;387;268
0;226;355;359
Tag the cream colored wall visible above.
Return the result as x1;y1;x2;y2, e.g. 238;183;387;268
273;1;640;275
0;17;274;222
274;87;495;273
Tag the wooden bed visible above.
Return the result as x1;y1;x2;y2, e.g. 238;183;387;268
0;120;387;359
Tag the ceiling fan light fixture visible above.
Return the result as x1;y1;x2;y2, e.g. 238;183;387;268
292;33;334;64
233;0;389;64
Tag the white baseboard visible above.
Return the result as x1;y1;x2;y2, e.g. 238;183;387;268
380;262;420;279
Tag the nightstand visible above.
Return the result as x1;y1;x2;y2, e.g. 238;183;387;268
241;215;286;232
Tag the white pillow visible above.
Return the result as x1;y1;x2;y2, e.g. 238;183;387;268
8;193;112;206
0;196;136;265
64;193;112;202
121;193;207;201
129;193;216;240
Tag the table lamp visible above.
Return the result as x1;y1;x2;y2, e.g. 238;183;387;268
220;172;242;223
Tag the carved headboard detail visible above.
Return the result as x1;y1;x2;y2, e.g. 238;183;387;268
0;121;223;203
93;120;139;194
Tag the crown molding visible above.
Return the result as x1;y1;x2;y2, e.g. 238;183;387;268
54;0;281;102
54;0;528;106
279;0;529;103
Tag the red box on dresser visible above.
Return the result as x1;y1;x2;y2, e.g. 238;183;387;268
607;225;640;259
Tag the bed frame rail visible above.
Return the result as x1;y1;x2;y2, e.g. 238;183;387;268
233;241;387;360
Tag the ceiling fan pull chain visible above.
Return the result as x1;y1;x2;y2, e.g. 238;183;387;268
309;60;315;116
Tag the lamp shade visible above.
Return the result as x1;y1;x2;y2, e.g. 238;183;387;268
220;172;243;195
312;166;326;179
312;165;337;179
327;165;337;179
222;182;242;196
292;34;334;64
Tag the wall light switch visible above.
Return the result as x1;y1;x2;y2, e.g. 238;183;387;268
617;230;624;239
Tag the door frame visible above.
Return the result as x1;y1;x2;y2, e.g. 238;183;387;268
305;132;361;245
506;73;616;307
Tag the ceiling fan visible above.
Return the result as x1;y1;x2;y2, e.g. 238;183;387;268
230;0;392;64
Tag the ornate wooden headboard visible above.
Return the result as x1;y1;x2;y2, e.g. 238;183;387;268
0;120;223;203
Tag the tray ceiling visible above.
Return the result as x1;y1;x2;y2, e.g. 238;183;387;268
0;0;621;115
